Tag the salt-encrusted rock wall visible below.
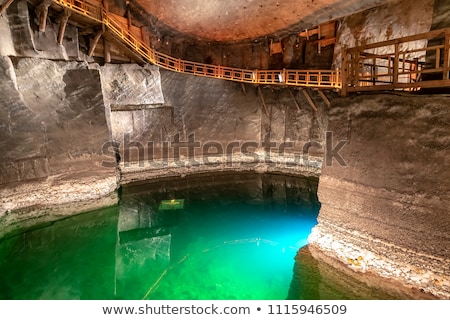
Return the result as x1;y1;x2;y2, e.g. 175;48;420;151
0;57;118;237
308;93;450;299
333;0;435;68
111;69;331;184
5;0;79;60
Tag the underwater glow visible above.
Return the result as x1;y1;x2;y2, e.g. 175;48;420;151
0;173;319;300
0;173;407;300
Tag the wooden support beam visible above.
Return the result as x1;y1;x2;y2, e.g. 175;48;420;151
443;32;449;80
36;0;52;32
288;88;301;111
240;83;247;95
126;8;132;29
140;26;146;44
317;89;331;108
393;43;399;86
340;47;348;96
57;9;71;45
102;0;109;12
258;86;270;117
301;88;318;113
0;0;15;15
104;39;111;63
88;30;104;57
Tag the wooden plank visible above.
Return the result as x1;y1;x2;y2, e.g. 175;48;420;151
299;28;319;39
270;40;283;55
319;21;336;38
258;86;270;117
109;12;128;28
288;88;301;111
317;89;331;108
301;88;318;112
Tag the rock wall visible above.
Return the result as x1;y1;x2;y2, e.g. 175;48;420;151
109;69;331;184
333;0;435;68
308;93;450;299
6;0;80;60
0;57;118;237
0;13;16;56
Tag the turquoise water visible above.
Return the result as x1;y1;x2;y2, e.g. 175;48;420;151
0;173;407;299
0;173;318;299
115;173;320;300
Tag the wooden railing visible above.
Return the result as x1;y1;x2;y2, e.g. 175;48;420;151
342;28;450;95
53;0;450;95
53;0;341;89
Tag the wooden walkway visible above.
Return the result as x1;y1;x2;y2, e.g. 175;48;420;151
53;0;341;89
48;0;450;96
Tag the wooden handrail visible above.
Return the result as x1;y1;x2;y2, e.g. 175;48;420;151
343;26;450;94
53;0;342;89
52;0;450;95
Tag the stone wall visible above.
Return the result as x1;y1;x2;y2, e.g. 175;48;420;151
308;93;450;299
109;68;331;184
333;0;435;68
0;57;118;237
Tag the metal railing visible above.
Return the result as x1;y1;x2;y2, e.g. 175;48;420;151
52;0;342;89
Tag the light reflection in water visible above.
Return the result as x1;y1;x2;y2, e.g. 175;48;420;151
0;172;407;300
115;173;319;300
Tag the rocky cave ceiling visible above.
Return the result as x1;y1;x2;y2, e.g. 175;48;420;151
132;0;394;41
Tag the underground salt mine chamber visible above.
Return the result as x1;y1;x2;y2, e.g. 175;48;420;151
0;0;449;300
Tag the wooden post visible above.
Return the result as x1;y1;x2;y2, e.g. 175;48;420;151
38;5;48;32
102;0;109;12
140;26;146;44
101;0;108;24
317;89;331;108
393;42;399;86
57;9;71;45
288;88;301;111
435;46;441;70
36;0;52;32
88;30;104;57
354;51;360;87
104;39;111;63
241;83;247;96
0;0;15;15
301;88;318;113
126;4;132;29
372;56;377;85
258;86;270;117
341;47;348;96
443;32;449;80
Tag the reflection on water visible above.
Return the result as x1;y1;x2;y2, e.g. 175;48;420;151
114;172;320;300
0;172;411;299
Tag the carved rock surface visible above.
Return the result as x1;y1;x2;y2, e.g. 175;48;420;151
309;94;450;298
0;57;118;233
